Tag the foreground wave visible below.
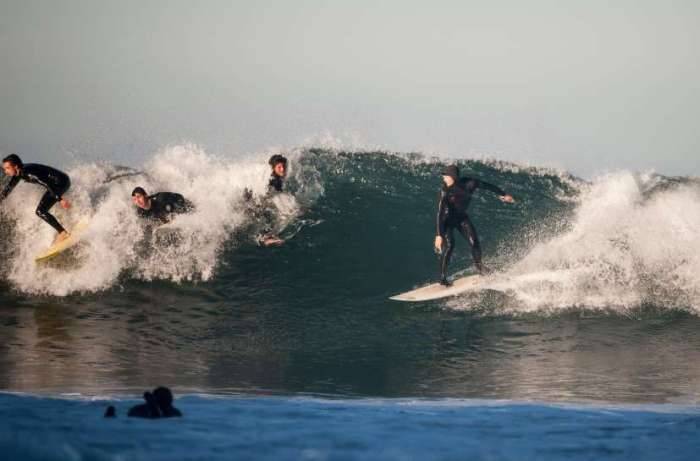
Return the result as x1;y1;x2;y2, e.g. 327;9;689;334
1;392;698;461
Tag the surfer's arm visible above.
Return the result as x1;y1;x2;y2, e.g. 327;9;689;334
436;190;448;237
0;176;20;202
475;179;513;202
474;179;505;196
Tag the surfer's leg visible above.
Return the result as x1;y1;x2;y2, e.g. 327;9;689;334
458;217;486;274
36;192;66;234
439;226;455;284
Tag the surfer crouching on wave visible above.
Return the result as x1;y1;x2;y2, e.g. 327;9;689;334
435;164;514;286
131;187;194;223
0;154;72;244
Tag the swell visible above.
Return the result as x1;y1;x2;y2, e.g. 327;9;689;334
1;145;698;314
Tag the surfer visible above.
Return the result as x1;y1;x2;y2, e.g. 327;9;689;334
243;154;289;246
267;154;288;193
435;164;514;286
127;387;182;419
131;187;194;223
0;154;72;244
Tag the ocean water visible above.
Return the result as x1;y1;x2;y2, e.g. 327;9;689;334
1;146;699;459
2;393;700;461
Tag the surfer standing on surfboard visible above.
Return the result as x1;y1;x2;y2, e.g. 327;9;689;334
1;154;72;244
435;164;514;286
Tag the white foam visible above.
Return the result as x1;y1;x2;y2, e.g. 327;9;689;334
463;172;700;313
1;144;320;296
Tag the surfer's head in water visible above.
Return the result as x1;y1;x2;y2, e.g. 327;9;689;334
131;187;151;210
2;154;23;177
127;386;182;419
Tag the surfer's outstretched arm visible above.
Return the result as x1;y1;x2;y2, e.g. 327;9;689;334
471;179;514;203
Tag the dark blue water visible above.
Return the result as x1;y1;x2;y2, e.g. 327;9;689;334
2;393;699;461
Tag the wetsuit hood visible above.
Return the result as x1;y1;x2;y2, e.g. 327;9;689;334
132;187;147;197
441;165;459;181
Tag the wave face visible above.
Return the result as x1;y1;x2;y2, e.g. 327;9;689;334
2;145;698;313
2;146;700;401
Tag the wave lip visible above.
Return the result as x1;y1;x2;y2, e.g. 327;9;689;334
2;145;698;314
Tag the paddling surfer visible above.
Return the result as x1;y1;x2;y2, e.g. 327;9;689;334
131;187;194;224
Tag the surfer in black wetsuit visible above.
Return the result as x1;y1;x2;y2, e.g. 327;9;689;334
242;155;289;246
267;154;287;193
127;387;182;419
131;187;194;223
435;164;514;286
1;154;72;243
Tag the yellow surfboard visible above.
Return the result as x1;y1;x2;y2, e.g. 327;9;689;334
35;216;91;263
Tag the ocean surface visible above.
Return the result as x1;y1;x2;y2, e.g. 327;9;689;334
1;146;699;459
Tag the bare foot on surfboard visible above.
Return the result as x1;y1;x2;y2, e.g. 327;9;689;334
53;231;70;245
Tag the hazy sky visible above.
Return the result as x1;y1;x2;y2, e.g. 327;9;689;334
1;0;698;177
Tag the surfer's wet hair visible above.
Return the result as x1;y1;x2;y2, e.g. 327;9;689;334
2;154;23;168
268;154;288;168
132;187;147;197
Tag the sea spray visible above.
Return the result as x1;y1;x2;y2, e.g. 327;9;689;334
0;144;321;295
454;172;700;313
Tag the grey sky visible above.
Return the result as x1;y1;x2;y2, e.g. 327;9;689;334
1;0;698;177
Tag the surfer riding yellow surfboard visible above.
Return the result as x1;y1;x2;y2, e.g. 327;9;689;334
1;154;73;245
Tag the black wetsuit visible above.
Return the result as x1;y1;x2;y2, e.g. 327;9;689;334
437;177;506;281
127;391;182;419
240;174;287;243
0;163;71;233
137;192;193;223
268;173;284;193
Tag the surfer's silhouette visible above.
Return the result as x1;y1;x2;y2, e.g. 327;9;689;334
127;386;182;419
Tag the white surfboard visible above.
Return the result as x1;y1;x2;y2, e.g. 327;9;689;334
390;274;486;302
35;216;90;263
